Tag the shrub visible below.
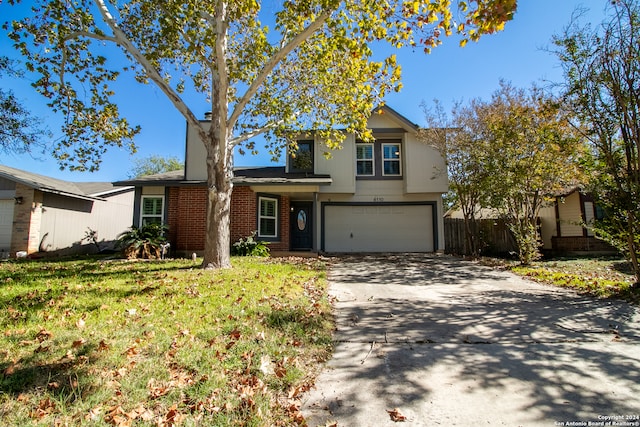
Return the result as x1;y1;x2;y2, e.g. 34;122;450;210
117;223;169;259
232;232;270;256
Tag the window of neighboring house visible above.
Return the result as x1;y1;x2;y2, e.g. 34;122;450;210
290;140;314;172
382;143;402;176
356;143;374;176
140;196;164;226
258;196;278;238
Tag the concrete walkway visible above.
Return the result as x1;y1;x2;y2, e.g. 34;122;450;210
301;254;640;426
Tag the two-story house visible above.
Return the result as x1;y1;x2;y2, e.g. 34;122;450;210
115;106;448;256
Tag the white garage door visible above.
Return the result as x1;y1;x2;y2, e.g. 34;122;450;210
0;200;14;251
323;204;434;252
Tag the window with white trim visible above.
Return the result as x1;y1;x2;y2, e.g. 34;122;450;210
356;143;374;176
140;196;164;226
258;196;278;238
382;143;402;176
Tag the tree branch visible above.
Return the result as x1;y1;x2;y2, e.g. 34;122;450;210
91;0;203;131
227;11;331;131
228;121;282;147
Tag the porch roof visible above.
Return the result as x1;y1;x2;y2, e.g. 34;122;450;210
113;167;332;187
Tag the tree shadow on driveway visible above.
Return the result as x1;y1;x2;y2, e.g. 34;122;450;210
302;254;640;426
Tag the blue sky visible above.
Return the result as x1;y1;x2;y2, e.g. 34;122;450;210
0;1;608;182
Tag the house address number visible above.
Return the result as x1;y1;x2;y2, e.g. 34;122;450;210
373;196;384;202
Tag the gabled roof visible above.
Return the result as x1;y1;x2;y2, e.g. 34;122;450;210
372;105;420;132
113;167;332;187
0;164;132;201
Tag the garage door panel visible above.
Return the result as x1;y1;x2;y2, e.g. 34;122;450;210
324;204;433;252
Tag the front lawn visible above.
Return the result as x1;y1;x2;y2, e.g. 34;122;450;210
507;256;639;303
0;256;333;426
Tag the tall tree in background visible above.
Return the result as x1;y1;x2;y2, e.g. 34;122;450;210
554;0;640;285
128;155;183;178
426;82;584;264
0;56;49;155
482;82;584;264
5;0;516;268
421;99;491;257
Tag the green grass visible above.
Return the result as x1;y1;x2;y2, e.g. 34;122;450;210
0;256;333;426
507;256;640;303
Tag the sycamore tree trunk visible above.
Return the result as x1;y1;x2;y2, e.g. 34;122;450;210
202;89;233;269
203;151;232;269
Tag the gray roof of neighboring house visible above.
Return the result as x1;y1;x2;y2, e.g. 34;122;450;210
0;164;133;201
114;167;332;186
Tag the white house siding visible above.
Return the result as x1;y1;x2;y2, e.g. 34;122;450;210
558;192;584;237
0;199;14;253
538;204;557;250
315;133;356;194
403;132;448;194
39;191;133;253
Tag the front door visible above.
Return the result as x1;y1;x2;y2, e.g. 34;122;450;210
290;202;313;250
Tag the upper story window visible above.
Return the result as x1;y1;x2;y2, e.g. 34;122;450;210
258;196;278;238
356;143;374;176
382;143;401;176
289;140;314;173
140;196;164;226
356;139;402;179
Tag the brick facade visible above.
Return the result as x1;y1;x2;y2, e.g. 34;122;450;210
551;236;617;253
10;184;43;254
167;186;291;255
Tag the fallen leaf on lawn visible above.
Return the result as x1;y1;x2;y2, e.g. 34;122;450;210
259;355;274;375
76;317;86;329
123;346;138;358
104;405;130;426
34;344;50;354
47;381;60;390
387;408;407;422
98;340;110;351
60;350;76;363
31;397;56;419
72;338;86;348
162;404;186;426
36;328;53;342
85;406;102;421
147;378;170;399
3;361;19;376
229;329;241;340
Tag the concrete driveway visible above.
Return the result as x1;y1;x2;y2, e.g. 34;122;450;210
301;254;640;426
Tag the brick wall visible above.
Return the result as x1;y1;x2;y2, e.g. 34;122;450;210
10;184;43;255
230;186;257;245
167;186;291;255
551;236;617;253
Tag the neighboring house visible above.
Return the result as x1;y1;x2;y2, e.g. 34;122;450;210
0;165;134;257
444;187;615;254
541;187;614;253
114;106;448;256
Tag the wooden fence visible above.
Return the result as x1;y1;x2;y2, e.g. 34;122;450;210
444;218;518;257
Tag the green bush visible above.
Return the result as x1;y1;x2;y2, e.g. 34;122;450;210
117;223;169;259
232;232;270;256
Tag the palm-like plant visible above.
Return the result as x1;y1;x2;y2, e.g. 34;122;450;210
117;223;168;259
